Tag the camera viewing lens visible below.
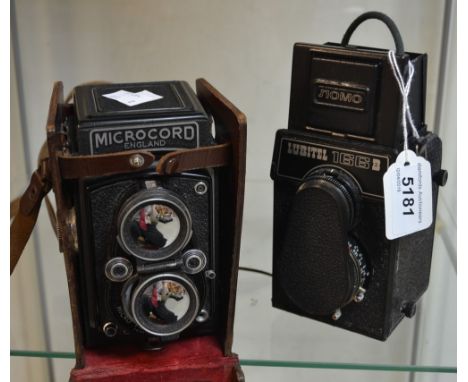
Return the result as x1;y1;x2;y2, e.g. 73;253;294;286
129;204;181;250
129;273;200;337
118;189;192;261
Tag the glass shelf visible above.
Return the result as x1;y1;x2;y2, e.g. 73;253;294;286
11;231;456;382
10;233;457;381
10;349;456;374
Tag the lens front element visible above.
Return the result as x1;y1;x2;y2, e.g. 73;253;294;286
118;189;192;261
130;204;181;250
141;280;190;324
129;273;199;336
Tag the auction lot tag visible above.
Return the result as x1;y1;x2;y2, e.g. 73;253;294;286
383;150;433;240
102;90;163;107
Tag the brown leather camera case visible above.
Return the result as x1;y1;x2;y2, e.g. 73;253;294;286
10;79;246;382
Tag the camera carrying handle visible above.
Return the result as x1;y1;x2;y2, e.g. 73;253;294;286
341;11;405;56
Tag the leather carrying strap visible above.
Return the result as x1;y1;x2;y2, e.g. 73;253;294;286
156;143;231;175
57;143;230;179
10;167;51;274
58;150;155;179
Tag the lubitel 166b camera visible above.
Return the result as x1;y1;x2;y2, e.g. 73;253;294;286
270;12;447;340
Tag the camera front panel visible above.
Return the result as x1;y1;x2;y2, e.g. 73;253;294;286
77;169;218;347
272;129;392;198
272;129;396;338
271;128;442;339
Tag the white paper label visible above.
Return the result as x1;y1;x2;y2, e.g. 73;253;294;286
383;150;433;240
102;90;163;107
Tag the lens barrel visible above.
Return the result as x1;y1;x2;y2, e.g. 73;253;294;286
122;273;200;337
117;188;192;262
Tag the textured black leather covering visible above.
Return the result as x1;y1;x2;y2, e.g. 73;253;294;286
77;170;218;347
272;131;443;340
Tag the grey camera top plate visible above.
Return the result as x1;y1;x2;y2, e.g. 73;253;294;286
74;81;208;122
71;81;215;154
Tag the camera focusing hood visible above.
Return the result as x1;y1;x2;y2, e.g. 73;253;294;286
288;12;427;148
72;81;215;155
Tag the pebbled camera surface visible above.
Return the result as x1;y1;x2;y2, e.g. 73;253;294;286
77;171;218;347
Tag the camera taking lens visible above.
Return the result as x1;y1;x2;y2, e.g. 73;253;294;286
123;273;200;337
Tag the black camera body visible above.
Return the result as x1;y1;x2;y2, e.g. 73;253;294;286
270;41;446;340
70;81;220;347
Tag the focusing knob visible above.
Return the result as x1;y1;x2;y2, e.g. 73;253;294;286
347;238;369;302
105;257;133;282
181;250;207;274
278;167;368;316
